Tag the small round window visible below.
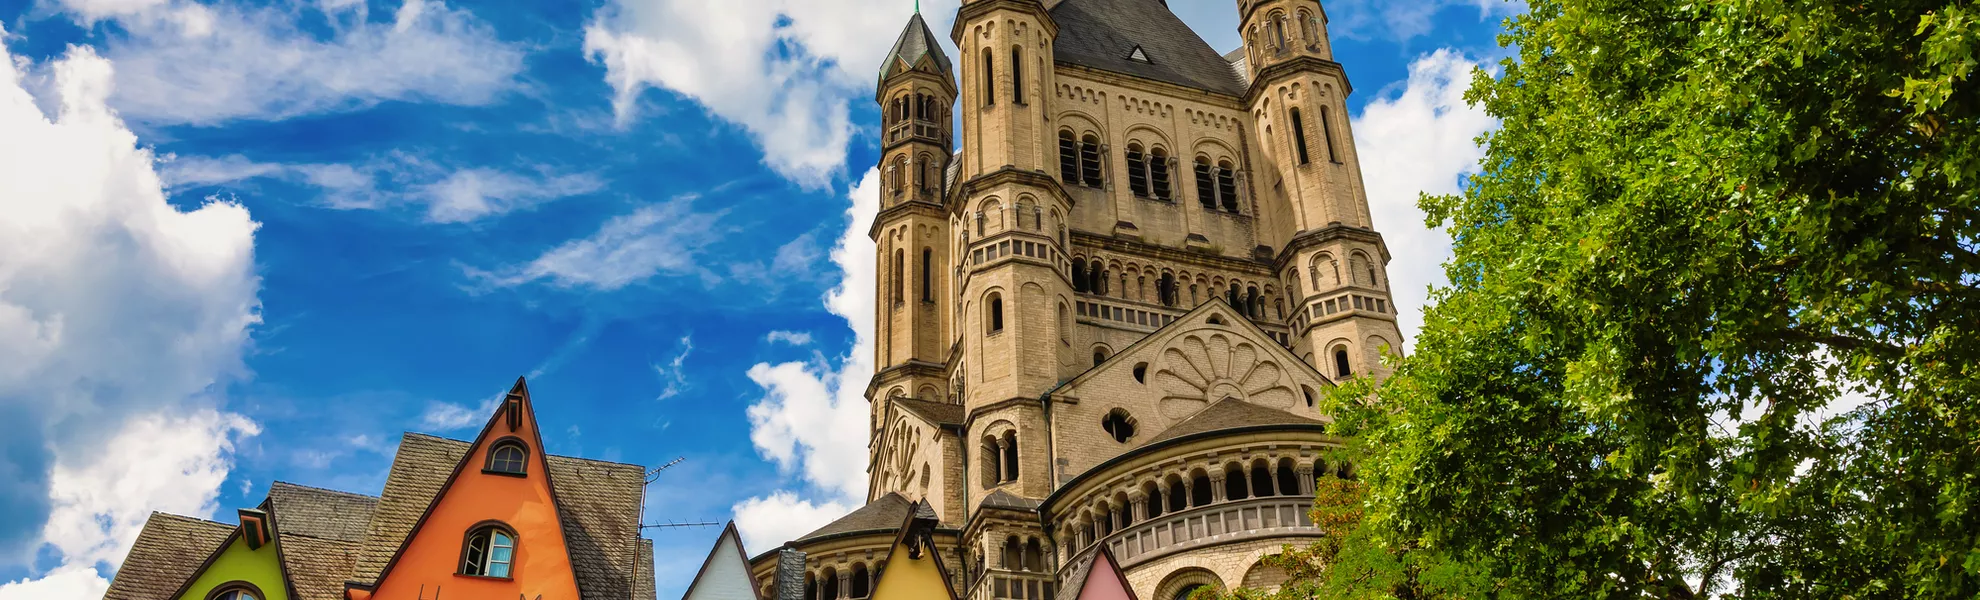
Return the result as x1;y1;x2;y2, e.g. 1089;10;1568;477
207;584;263;600
1102;409;1136;443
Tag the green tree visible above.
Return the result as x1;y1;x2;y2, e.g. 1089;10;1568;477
1336;0;1977;598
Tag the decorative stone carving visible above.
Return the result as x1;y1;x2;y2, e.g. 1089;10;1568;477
1153;331;1298;420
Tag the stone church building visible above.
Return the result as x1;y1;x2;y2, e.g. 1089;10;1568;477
750;0;1404;598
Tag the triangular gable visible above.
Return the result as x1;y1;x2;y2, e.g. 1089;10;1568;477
346;377;584;600
870;502;959;600
164;527;290;600
1069;548;1139;600
682;523;762;600
1056;298;1328;393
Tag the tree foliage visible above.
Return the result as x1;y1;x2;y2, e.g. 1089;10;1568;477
1312;0;1979;598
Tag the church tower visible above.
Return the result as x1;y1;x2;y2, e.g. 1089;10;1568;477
1239;0;1405;378
950;0;1071;504
870;11;959;505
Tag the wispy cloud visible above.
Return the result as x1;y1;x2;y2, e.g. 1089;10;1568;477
652;335;694;400
49;0;524;125
472;196;726;291
160;154;603;223
765;331;812;346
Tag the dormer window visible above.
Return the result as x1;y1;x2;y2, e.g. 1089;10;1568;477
486;439;528;476
461;524;518;578
207;583;264;600
1128;46;1150;63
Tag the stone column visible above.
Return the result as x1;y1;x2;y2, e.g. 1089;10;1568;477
1210;466;1228;503
1297;461;1317;495
1128;489;1149;521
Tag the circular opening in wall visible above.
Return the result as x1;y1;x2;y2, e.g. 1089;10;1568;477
1207;315;1225;325
1301;385;1316;407
1132;362;1148;383
1102;409;1137;443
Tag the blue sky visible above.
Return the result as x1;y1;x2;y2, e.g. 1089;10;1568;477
0;0;1512;597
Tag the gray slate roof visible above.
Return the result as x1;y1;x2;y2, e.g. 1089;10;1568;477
1140;397;1325;448
1051;0;1247;95
880;12;952;83
102;513;234;600
794;492;915;543
894;397;965;427
979;489;1042;512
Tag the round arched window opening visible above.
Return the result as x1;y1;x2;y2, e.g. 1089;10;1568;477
1174;584;1210;600
1132;362;1148;383
206;583;265;600
1301;385;1317;408
485;439;528;475
1101;409;1136;443
461;524;518;578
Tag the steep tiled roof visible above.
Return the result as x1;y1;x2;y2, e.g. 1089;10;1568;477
264;482;379;600
894;397;965;427
278;533;367;600
267;481;377;543
1223;47;1252;88
880;12;953;83
1051;0;1247;95
793;493;915;543
352;433;650;600
103;513;234;600
979;489;1042;512
1141;397;1325;448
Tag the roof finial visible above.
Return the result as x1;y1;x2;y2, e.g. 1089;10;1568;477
914;0;920;14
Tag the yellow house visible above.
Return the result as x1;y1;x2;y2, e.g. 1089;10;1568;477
871;502;959;600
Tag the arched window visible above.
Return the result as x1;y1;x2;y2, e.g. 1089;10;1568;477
975;211;985;236
1092;348;1107;367
1032;205;1042;231
921;248;933;302
1024;538;1044;572
1150;147;1172;199
1174;584;1210;600
982;436;1003;488
1277;458;1302;495
850;564;871;598
1126;144;1149;198
1158;272;1177;307
1002;431;1020;482
987;293;1004;334
1246;286;1262;318
206;584;264;600
1194;157;1216;209
1216;161;1239;213
1058;303;1070;343
1090;267;1107;296
1080;135;1103;186
1166;475;1188;510
1227;283;1242;308
892;250;905;305
1144;482;1165;518
1320;106;1338;162
461;524;517;578
981;50;995;107
1272;14;1288;50
1225;465;1249;501
1191;472;1213;507
1290;108;1311;165
1299;10;1317;47
486;440;528;475
1059;131;1079;183
1114;496;1133;528
821;567;840;600
1251;461;1274;497
1071;258;1088;292
1011;46;1024;105
1334;347;1352;378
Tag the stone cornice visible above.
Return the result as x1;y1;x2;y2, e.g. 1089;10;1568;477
865;360;951;398
1070;230;1274;276
1050;62;1245;108
951;0;1058;44
1272;224;1390;270
870;199;948;240
954;167;1074;215
1242;55;1355;105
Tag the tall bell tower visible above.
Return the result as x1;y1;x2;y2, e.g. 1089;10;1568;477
871;11;956;452
1239;0;1405;378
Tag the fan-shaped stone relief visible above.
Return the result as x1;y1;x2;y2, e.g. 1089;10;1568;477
1153;331;1298;420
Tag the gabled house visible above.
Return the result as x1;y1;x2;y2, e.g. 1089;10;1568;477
679;523;760;600
104;377;657;600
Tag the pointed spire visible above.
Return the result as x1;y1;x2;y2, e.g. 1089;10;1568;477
878;11;953;85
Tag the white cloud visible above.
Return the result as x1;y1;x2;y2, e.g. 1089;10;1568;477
582;1;958;187
418;400;484;431
732;491;856;553
765;331;813;346
0;42;261;588
160;154;602;223
652;335;694;400
40;411;260;570
52;0;523;124
478;197;726;290
1322;0;1525;42
1351;49;1497;349
0;565;109;600
735;168;880;535
419;168;606;224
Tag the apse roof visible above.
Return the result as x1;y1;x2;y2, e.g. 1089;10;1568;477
1050;0;1247;95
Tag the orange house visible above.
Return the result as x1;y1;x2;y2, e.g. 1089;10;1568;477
347;378;596;600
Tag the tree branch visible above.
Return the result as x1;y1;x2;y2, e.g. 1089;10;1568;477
1775;327;1907;358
